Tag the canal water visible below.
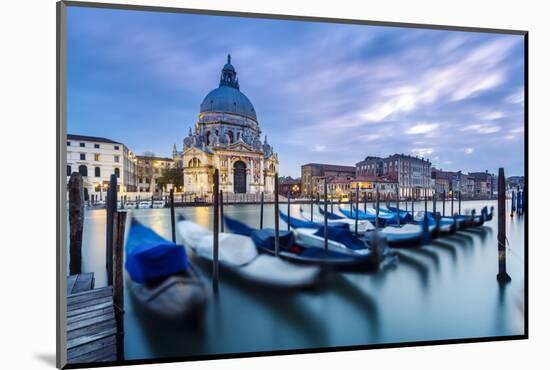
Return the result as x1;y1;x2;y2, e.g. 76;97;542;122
71;200;525;362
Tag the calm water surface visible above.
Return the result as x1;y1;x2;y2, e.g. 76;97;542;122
70;200;525;361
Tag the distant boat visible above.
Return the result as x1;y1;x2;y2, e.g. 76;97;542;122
152;200;166;208
176;216;323;289
223;216;388;271
125;218;207;320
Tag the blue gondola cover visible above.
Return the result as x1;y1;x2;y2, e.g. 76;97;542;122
126;220;189;283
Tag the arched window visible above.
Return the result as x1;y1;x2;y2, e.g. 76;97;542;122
206;131;211;145
188;158;201;168
66;165;71;176
227;130;234;144
78;165;88;177
114;168;120;178
94;167;101;177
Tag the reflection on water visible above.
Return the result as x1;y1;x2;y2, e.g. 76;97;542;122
69;200;525;361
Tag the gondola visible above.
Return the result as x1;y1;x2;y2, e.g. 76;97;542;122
223;216;388;271
176;216;322;289
299;207;375;234
125;218;207;320
338;206;399;226
278;209;372;255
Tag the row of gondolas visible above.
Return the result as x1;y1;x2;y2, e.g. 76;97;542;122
124;203;493;320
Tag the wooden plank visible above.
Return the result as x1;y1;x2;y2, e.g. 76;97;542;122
70;343;117;363
68;296;112;312
72;272;95;293
67;335;116;362
67;275;78;295
67;300;113;318
67;287;112;306
67;321;117;349
67;285;112;299
67;311;115;332
67;306;114;326
68;318;116;341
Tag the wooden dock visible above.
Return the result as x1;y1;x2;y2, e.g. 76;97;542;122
66;273;118;364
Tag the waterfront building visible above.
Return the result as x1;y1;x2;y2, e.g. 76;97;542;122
278;177;301;198
173;55;278;195
301;163;356;197
356;154;432;198
506;176;525;190
468;171;495;199
136;155;175;193
318;175;398;201
66;134;137;200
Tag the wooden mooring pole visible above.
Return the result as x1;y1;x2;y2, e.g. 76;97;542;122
442;191;446;217
458;190;462;215
220;191;224;232
287;189;291;231
324;178;328;250
310;193;314;223
106;174;117;285
497;168;511;283
68;173;84;275
259;191;264;230
213;169;220;292
354;184;359;235
170;188;176;243
112;210;126;361
396;186;400;226
375;188;380;229
274;174;280;256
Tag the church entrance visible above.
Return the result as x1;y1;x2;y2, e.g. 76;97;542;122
233;161;247;193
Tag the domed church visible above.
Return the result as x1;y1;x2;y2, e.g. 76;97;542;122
173;55;278;195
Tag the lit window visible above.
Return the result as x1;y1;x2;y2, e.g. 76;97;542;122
94;154;100;161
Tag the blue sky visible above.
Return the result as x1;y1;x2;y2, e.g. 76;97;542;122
67;7;525;178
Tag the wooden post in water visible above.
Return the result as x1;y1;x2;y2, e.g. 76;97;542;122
516;187;521;215
68;173;85;275
458;190;462;215
375;188;380;229
432;191;436;214
310;194;314;223
112;210;126;361
259;191;264;229
411;191;415;217
136;194;139;209
287;189;291;231
170;188;176;243
324;178;328;250
510;191;516;217
424;188;427;214
106;174;117;285
364;192;367;213
349;191;353;214
274;175;280;256
442;191;446;217
355;183;359;235
396;186;400;226
331;189;334;214
220;191;224;232
150;194;154;209
212;169;220;292
497;168;511;283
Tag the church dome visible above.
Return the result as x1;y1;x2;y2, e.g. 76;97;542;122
199;55;257;121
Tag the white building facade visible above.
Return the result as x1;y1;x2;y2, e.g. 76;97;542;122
66;134;137;200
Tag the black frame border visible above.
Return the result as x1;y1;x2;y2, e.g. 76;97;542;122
56;1;529;369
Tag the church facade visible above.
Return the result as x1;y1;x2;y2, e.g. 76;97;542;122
173;55;278;195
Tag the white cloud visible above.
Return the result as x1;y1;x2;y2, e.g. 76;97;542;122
464;147;474;155
506;88;524;104
481;111;505;120
405;123;440;135
460;124;501;134
411;148;433;157
312;145;327;152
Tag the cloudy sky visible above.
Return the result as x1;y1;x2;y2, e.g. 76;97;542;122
67;6;525;178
